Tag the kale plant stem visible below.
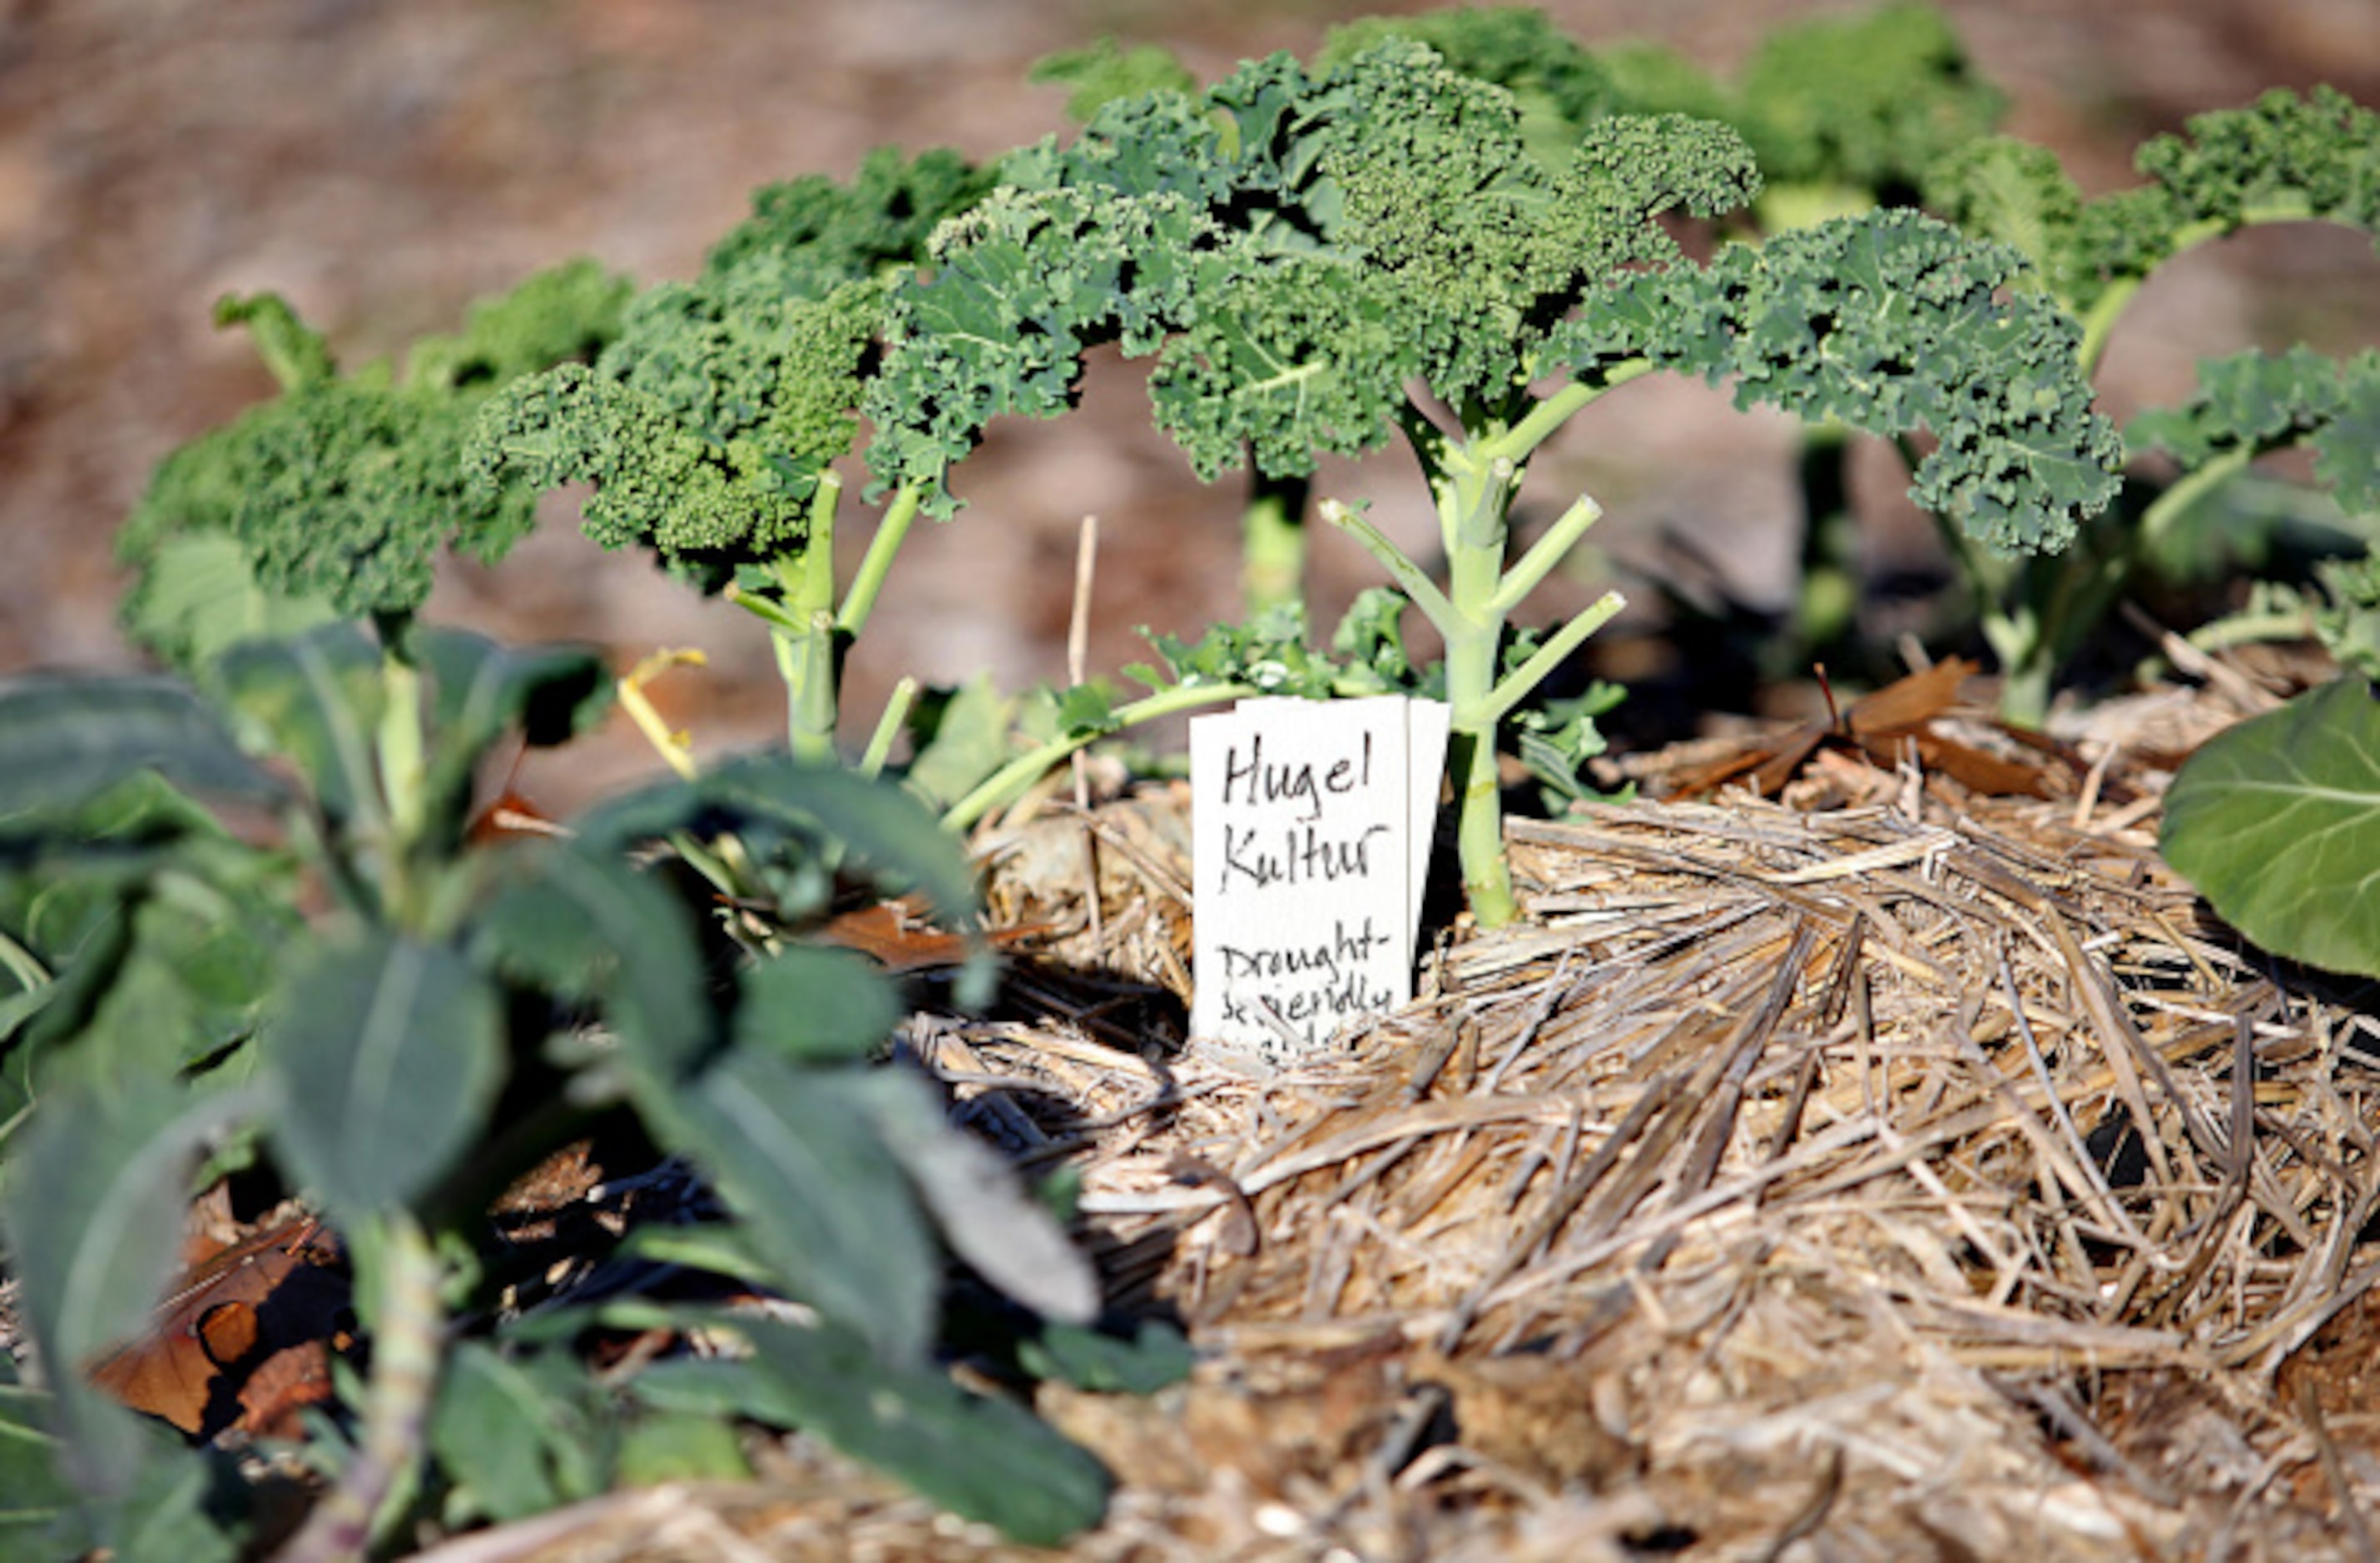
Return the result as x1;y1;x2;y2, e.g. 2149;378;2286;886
940;679;1255;832
1239;469;1311;618
373;641;426;925
772;476;846;764
1435;450;1523;929
838;481;923;638
275;1213;443;1563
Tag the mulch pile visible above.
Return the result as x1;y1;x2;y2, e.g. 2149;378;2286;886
399;666;2380;1561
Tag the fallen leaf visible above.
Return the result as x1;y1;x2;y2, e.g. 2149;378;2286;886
1666;659;2055;801
86;1214;351;1441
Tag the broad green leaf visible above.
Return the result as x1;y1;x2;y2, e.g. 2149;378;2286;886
430;1343;605;1526
1018;1317;1197;1395
472;840;711;1076
578;754;979;926
859;1071;1100;1325
0;677;280;821
732;945;900;1064
645;1050;937;1364
2163;678;2380;978
0;1079;258;1494
1052;682;1119;740
900;676;1019;813
635;1315;1111;1546
0;1357;82;1547
116;532;340;679
733;1315;1110;1545
213;625;385;831
613;1410;750;1487
415;631;611;836
91;1448;244;1563
0;790;292;1145
74;871;285;1073
263;930;503;1219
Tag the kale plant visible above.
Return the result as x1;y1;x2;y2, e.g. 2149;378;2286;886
1926;84;2380;722
119;260;632;676
469;147;995;764
866;40;2120;926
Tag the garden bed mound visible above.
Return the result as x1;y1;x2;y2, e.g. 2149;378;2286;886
431;712;2380;1561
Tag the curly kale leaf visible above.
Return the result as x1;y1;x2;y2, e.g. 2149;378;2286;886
1028;37;1198;124
407;257;632;392
467;360;806;583
474;149;984;578
1316;7;1620;169
2138;85;2380;234
1732;2;2005;199
700;146;994;313
871;42;1763;513
865;186;1220;503
1938;87;2380;322
1563;208;2121;555
119;370;535;633
2130;347;2380;516
1148;250;1419;482
123;359;536;631
119;265;630;664
1921;136;2090;296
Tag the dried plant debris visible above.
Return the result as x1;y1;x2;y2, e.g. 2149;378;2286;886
910;784;2377;1558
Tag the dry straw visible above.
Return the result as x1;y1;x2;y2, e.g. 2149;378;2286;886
429;741;2380;1560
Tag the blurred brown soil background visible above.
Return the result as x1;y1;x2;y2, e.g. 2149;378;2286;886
3;0;2378;805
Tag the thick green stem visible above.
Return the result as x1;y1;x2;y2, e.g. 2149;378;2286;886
941;680;1255;832
773;620;841;766
275;1213;443;1563
1239;469;1311;618
1376;390;1628;929
1435;452;1525;928
766;479;847;765
370;641;426;926
838;481;922;638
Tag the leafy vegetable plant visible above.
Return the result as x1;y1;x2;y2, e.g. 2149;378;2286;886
8;176;1168;1550
469;147;995;765
864;39;2120;925
119;260;634;677
1925;83;2380;722
0;626;1147;1554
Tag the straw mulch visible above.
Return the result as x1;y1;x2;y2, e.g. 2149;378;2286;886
424;688;2380;1562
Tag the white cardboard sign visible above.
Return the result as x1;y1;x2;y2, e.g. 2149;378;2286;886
1190;695;1449;1063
